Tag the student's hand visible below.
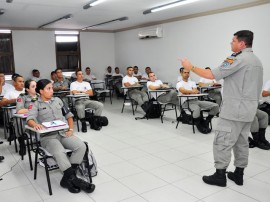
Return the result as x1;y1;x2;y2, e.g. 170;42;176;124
65;130;73;137
192;89;199;94
34;124;44;130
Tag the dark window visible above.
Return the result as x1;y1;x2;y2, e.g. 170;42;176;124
0;33;15;74
55;34;81;71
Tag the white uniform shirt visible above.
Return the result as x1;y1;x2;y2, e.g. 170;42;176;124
176;80;197;103
133;72;142;77
1;83;15;96
199;78;217;84
112;73;124;77
141;73;149;80
122;75;138;94
70;81;92;92
263;80;270;103
84;74;96;81
4;88;25;100
147;80;165;99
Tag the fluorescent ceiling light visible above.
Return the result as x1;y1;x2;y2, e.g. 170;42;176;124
83;0;106;9
143;0;201;14
56;36;78;43
0;29;11;33
82;17;128;30
38;14;72;29
55;31;79;35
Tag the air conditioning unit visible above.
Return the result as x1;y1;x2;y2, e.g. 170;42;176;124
138;27;163;39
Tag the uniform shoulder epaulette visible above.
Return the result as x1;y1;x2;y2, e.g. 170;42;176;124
231;51;242;57
31;97;38;102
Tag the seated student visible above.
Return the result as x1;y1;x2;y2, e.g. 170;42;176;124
84;67;96;81
176;68;219;134
133;66;142;80
260;80;270;124
0;74;25;107
31;69;41;82
0;72;14;96
16;79;38;155
53;68;70;105
141;66;152;80
147;72;179;110
70;70;104;133
50;71;57;83
53;68;70;91
70;67;80;81
177;67;190;82
105;66;113;77
122;67;148;109
27;79;95;194
0;74;25;141
16;79;38;114
249;109;270;150
198;67;222;106
112;67;124;97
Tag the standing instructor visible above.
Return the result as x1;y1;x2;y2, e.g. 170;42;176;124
181;30;263;187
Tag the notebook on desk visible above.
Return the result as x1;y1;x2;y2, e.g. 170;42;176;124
42;120;67;128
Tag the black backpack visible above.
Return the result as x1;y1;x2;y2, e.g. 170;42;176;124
142;99;161;119
177;110;193;125
88;116;109;130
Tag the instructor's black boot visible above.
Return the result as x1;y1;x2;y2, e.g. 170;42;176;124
194;118;210;134
248;137;256;148
227;167;244;185
81;119;87;133
258;128;270;148
202;169;227;187
60;167;81;193
251;132;269;150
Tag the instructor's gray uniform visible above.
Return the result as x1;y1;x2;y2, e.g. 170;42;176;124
250;109;268;132
27;97;86;172
211;48;263;169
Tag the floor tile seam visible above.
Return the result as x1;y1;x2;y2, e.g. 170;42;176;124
226;187;261;202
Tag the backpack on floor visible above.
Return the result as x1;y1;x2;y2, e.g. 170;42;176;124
177;110;193;125
78;143;98;180
99;116;109;126
88;116;102;130
142;98;161;119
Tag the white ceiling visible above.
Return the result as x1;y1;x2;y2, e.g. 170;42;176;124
0;0;268;32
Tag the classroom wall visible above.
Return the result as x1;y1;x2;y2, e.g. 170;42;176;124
10;3;270;86
12;31;115;80
115;4;270;85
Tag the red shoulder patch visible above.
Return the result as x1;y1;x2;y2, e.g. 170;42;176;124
28;105;33;110
17;98;22;102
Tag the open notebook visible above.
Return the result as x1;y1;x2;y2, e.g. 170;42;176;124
42;120;67;128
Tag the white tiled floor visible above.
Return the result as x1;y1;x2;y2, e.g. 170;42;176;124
1;97;270;202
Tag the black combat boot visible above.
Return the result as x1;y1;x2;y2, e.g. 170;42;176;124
227;167;244;185
0;156;4;162
80;119;87;133
70;164;95;193
18;136;26;156
258;128;270;148
248;137;256;148
202;169;227;187
194;117;210;134
60;167;81;193
251;132;269;150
